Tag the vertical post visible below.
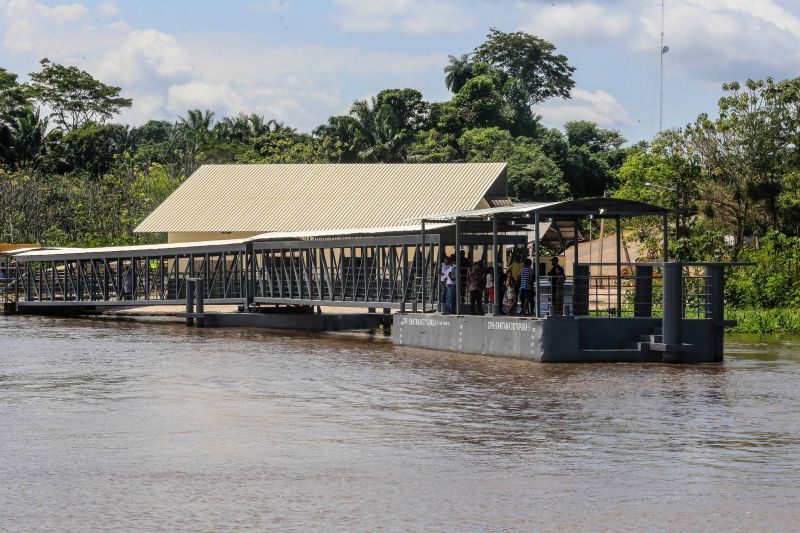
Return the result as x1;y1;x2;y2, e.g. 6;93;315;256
185;278;195;326
615;216;622;317
534;211;541;318
194;278;205;328
573;264;589;315
634;264;653;317
248;243;256;311
492;214;499;315
662;213;669;262
705;264;725;361
421;220;426;313
15;258;20;307
573;218;579;265
454;217;461;315
401;244;408;309
662;262;683;363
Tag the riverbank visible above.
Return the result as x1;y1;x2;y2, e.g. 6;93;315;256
726;308;800;334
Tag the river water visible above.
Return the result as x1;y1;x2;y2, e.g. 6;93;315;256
1;315;799;532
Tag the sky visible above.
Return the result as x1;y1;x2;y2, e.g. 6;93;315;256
1;0;799;143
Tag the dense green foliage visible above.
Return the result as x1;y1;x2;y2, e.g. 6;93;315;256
725;308;800;335
3;29;634;246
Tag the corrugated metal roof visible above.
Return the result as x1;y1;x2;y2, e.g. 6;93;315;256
12;238;248;260
413;202;560;221
135;163;508;234
246;223;453;242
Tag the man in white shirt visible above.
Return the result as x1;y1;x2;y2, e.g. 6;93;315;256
441;256;456;313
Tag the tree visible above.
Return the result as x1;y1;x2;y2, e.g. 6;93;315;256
458;127;569;201
1;108;49;170
26;58;132;131
444;54;474;93
473;28;575;106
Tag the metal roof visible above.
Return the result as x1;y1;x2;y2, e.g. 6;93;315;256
134;163;508;234
417;197;668;222
12;238;248;260
246;223;453;243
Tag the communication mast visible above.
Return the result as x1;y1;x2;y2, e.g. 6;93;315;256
659;0;669;131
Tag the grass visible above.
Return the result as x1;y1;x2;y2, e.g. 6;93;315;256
725;307;800;334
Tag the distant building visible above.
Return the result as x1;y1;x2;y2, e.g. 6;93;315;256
135;163;511;243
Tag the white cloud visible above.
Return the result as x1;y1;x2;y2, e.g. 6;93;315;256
167;81;246;115
97;0;118;19
539;88;634;128
96;29;193;84
519;2;632;42
330;0;478;34
519;0;800;82
3;0;92;51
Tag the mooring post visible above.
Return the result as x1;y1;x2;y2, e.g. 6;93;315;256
185;278;195;326
194;277;205;328
662;262;683;363
634;264;654;317
705;264;725;362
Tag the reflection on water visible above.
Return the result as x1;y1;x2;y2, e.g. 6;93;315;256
1;316;799;531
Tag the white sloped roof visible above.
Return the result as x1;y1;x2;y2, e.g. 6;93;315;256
134;163;507;233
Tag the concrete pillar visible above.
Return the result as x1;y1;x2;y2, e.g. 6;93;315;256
634;265;653;317
662;262;683;363
185;278;195;326
705;264;725;361
194;278;205;328
573;264;589;316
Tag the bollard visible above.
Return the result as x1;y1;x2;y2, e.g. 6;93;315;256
194;278;205;328
705;264;725;362
662;262;683;363
185;278;195;326
572;264;589;316
634;265;653;317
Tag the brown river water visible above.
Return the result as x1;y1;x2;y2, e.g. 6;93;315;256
1;315;799;532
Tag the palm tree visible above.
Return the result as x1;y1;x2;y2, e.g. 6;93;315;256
349;98;408;162
444;54;473;93
3;108;48;170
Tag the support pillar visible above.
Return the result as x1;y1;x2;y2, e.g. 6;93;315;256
705;264;725;361
573;264;589;316
194;277;205;328
185;278;195;326
615;216;622;317
662;262;683;363
421;220;426;313
455;217;461;315
534;212;541;318
491;214;499;315
634;265;653;317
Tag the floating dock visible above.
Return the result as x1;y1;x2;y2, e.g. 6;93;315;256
1;198;747;363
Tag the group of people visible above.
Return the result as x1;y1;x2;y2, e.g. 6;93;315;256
439;248;566;316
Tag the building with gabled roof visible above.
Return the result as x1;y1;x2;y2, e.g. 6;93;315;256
134;162;511;243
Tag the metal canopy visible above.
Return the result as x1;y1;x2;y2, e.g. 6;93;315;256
418;197;668;223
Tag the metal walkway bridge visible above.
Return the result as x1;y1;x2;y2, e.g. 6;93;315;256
4;228;526;313
3;198;677;316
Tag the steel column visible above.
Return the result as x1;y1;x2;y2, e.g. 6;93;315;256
615;216;622;317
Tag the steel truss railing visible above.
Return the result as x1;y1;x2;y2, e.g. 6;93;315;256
11;234;525;311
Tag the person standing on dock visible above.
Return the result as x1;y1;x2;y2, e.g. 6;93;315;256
468;260;488;315
439;257;449;308
519;259;534;315
548;257;566;315
441;256;456;314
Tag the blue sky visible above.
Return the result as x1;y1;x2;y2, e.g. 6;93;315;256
2;0;799;143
